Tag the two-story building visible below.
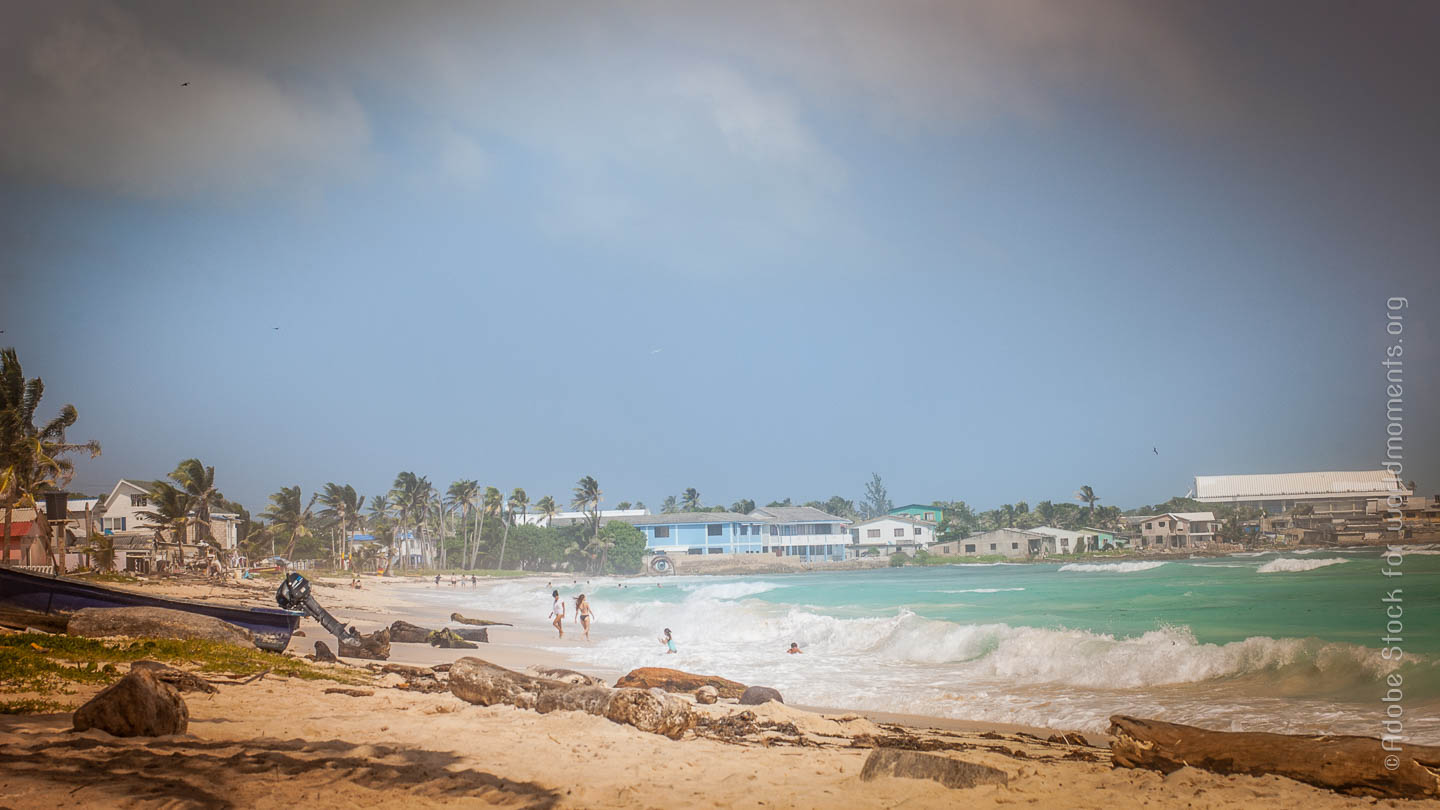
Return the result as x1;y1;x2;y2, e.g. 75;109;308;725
847;515;936;558
94;479;241;566
624;505;852;562
1138;512;1216;549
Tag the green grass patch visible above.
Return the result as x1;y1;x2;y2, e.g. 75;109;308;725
0;698;75;715
0;633;368;696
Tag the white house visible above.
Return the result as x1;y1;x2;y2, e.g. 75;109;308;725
94;479;241;566
847;515;935;558
1027;526;1114;553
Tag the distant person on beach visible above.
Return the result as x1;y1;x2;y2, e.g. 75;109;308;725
575;594;595;641
550;589;566;639
659;628;676;654
470;575;477;586
434;575;441;587
787;642;802;654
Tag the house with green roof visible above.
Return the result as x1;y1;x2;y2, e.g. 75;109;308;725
888;504;945;524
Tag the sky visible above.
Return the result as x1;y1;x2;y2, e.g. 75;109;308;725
1;1;1436;514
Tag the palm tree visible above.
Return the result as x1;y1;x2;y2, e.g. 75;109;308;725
681;488;701;512
1075;486;1100;521
534;495;558;527
138;482;195;566
0;348;102;570
317;483;366;570
168;459;224;556
661;495;679;514
262;485;317;563
730;498;755;514
389;472;433;568
447;480;480;571
367;494;394;571
571;476;603;571
85;533;117;572
509;488;529;525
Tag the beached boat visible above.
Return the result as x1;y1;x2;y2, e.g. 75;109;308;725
0;566;302;652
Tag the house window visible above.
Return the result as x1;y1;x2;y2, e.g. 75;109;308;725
964;544;976;553
914;527;923;535
131;495;148;508
653;526;670;539
867;529;881;538
1011;542;1019;549
1144;522;1152;529
687;548;703;555
893;528;904;538
989;543;996;550
1061;539;1069;547
707;524;723;536
924;512;934;521
740;525;748;535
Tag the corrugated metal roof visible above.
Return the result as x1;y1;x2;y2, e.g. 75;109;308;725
1194;470;1407;501
2;521;35;537
750;506;850;523
619;511;756;526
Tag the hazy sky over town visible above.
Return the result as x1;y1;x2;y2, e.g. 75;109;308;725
2;1;1436;512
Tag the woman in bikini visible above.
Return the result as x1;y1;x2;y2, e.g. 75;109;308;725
574;594;595;641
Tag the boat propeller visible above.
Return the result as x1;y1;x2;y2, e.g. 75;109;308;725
275;573;361;645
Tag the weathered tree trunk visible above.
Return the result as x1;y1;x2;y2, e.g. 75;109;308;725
449;657;693;739
1109;715;1440;800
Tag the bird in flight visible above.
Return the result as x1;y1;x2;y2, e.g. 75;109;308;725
650;348;662;354
181;82;190;86
1153;447;1159;455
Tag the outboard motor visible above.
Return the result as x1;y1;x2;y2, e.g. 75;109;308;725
276;573;361;645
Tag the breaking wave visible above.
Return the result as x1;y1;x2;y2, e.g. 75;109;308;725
1256;557;1349;573
1057;561;1167;573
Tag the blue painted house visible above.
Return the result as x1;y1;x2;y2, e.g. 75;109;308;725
621;506;852;562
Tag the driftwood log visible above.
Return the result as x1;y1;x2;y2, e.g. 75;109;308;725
1109;715;1440;799
0;606;70;634
449;657;693;739
450;612;512;627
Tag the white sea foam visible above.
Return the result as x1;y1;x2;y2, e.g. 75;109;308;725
1057;561;1166;573
1256;557;1349;573
1189;563;1247;568
931;587;1026;594
678;581;783;600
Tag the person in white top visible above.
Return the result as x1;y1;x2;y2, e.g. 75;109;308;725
549;589;565;639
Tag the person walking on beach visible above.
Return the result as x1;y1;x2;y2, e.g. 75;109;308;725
787;642;803;654
574;594;595;642
550;589;566;639
434;575;441;587
659;628;676;654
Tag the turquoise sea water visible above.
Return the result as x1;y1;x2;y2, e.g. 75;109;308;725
479;548;1440;741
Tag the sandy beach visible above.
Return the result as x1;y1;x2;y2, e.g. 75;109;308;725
1;572;1433;809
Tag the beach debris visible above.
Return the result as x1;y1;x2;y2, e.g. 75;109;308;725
426;628;478;649
449;657;694;740
450;627;490;643
72;666;189;737
338;628;391;660
1046;733;1093;747
860;748;1009;790
388;620;433;643
313;640;338;662
1109;715;1440;799
68;606;253;647
738;686;784;706
369;663;447;693
323;688;374;697
450;612;513;627
527;666;604;686
614;666;747;699
129;660;218;694
0;605;69;634
694;685;719;705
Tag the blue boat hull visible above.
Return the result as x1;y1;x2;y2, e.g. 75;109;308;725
0;567;301;652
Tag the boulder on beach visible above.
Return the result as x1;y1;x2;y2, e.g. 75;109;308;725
602;688;694;740
68;606;253;647
449;657;562;707
614;667;747;699
694;685;719;705
527;666;604;686
860;748;1009;790
73;666;189;737
738;686;784;705
388;620;433;644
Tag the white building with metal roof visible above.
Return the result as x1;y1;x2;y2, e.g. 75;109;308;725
1194;470;1410;516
